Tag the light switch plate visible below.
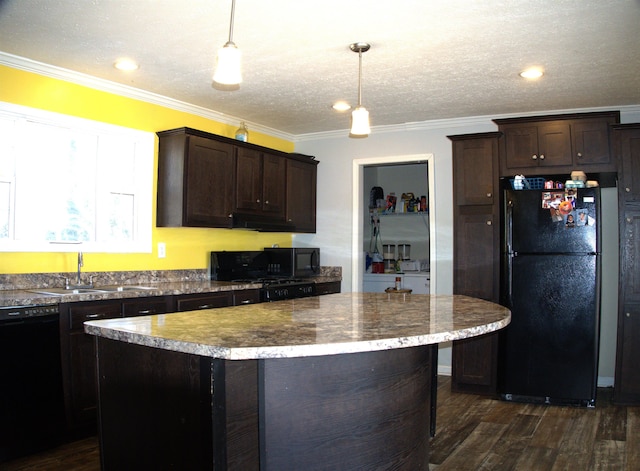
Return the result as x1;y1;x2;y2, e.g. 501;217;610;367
158;242;166;258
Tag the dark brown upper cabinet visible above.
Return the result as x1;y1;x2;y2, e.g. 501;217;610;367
614;123;640;204
286;158;318;233
156;127;318;232
494;111;619;176
236;148;286;220
157;130;236;227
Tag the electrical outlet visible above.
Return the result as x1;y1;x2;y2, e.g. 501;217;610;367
158;242;166;258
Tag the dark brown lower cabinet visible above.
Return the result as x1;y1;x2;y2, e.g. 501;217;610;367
315;280;341;295
614;305;640;404
60;296;175;434
60;300;122;434
451;205;500;396
451;333;499;395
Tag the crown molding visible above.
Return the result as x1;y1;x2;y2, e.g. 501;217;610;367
3;52;639;144
294;104;640;142
0;51;295;142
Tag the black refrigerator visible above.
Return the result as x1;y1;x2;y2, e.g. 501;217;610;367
499;187;601;407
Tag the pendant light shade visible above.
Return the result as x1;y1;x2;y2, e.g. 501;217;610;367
213;42;241;86
213;0;241;90
349;42;371;138
350;106;371;137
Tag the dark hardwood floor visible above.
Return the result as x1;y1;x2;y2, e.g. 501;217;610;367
1;436;100;471
2;376;637;470
430;376;640;470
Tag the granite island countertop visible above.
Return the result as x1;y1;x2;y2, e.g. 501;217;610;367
85;293;510;360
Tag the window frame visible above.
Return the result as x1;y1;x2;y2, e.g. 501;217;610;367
0;101;154;253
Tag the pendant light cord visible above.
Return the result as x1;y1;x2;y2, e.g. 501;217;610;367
357;49;363;108
227;0;236;44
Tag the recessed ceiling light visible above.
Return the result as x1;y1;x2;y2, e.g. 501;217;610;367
332;101;351;112
114;58;139;71
520;68;543;79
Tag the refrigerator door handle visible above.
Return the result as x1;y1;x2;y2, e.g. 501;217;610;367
505;253;513;308
505;198;514;255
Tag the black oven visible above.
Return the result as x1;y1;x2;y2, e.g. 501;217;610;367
210;250;317;302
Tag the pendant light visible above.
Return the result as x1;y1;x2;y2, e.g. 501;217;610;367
349;42;371;138
213;0;241;91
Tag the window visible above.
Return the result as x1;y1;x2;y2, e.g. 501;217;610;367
0;102;154;253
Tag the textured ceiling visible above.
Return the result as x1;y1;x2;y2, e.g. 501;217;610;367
0;0;639;136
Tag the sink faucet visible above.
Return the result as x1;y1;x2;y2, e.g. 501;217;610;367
77;251;83;285
59;251;94;289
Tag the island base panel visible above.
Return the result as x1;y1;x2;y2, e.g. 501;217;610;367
96;339;432;470
96;338;214;471
259;346;432;470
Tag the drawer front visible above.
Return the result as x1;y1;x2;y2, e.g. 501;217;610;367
233;289;261;306
176;292;233;312
68;301;122;331
122;296;175;317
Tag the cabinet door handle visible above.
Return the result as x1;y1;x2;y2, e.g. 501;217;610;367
577;152;583;158
239;299;251;304
532;155;538;160
486;192;492;198
627;217;633;223
627;312;631;317
137;309;153;315
626;187;631;193
85;313;103;319
198;304;215;310
265;200;269;205
539;154;545;160
256;199;261;203
486;220;492;226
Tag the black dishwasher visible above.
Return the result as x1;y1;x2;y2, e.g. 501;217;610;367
0;304;67;463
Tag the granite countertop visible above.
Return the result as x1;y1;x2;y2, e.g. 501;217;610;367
0;280;261;307
85;293;511;360
0;271;342;307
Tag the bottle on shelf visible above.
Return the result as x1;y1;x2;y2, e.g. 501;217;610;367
235;121;249;142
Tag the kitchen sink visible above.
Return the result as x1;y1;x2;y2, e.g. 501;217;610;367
29;288;107;296
28;286;157;296
96;285;158;292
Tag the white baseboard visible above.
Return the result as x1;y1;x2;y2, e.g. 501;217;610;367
597;376;614;388
436;367;614;390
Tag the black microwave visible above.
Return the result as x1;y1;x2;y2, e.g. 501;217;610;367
264;247;320;278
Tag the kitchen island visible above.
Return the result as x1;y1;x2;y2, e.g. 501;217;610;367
85;293;510;470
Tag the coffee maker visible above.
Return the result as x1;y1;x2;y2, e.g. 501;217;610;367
397;243;411;261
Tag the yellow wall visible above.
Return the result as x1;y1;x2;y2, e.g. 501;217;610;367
0;65;295;274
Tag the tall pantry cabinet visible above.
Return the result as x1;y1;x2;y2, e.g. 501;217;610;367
612;123;640;405
449;132;502;395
